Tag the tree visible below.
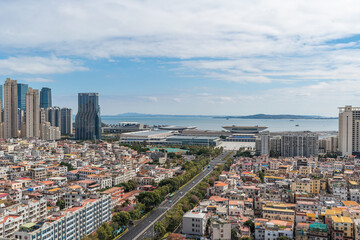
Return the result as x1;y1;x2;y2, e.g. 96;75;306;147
59;162;74;171
127;180;137;190
96;223;113;240
231;228;238;240
121;199;131;207
258;171;264;183
56;199;65;210
113;211;131;227
244;220;255;233
136;191;162;211
120;180;137;192
190;195;199;205
154;221;166;236
129;209;141;220
168;152;177;159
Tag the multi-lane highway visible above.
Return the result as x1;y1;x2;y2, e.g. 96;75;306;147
118;151;232;240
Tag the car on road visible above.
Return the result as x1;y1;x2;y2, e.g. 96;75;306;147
169;200;172;203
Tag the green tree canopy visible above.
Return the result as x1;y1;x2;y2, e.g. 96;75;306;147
113;211;131;227
244;220;255;233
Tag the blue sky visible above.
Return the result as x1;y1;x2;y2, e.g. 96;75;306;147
1;0;360;116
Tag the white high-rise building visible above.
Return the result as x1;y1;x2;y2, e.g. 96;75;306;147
4;78;18;138
338;105;360;156
260;131;270;155
25;88;40;138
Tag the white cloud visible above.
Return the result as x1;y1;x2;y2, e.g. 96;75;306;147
0;0;359;59
0;56;87;74
140;96;158;102
1;0;360;115
22;77;54;83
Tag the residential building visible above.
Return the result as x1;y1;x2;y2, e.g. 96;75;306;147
291;178;320;194
46;106;61;127
14;195;111;240
211;219;231;240
25;88;40;138
4;78;18;138
262;207;295;222
40;122;61;140
331;216;354;240
339;105;360;156
182;210;208;237
281;132;319;157
264;220;293;240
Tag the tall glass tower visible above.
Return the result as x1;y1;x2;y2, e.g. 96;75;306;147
17;83;28;110
40;87;52;109
75;93;101;140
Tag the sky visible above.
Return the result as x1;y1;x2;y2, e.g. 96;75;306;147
1;0;360;116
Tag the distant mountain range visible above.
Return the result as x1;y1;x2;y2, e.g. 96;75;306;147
104;113;337;119
213;114;337;119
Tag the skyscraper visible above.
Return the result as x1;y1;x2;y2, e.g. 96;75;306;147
40;87;52;109
46;107;61;127
4;78;18;138
17;83;28;111
25;88;40;138
338;105;360;156
61;108;73;135
0;85;3;109
75;93;101;140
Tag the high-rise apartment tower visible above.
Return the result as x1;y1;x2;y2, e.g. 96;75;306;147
4;78;18;138
338;105;360;156
25;88;40;138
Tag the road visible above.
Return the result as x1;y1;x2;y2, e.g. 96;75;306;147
118;151;232;240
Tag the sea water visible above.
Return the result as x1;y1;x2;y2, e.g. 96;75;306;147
101;116;338;132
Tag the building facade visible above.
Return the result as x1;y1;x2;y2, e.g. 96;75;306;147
40;87;52;109
281;132;319;157
14;195;111;240
4;78;18;138
61;108;73;135
75;93;101;140
339;105;360;156
17;83;28;111
25;87;40;138
46;106;61;127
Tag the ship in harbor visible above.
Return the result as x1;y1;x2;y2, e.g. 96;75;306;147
222;125;268;133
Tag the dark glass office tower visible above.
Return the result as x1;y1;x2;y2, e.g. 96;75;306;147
75;93;101;140
40;87;52;109
17;83;28;110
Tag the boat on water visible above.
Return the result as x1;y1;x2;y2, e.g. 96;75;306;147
295;124;299;127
